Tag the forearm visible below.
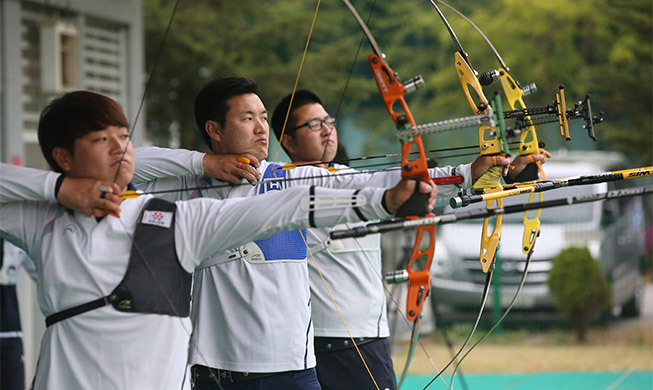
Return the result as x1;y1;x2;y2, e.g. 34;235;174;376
174;186;390;271
0;164;59;203
133;146;205;184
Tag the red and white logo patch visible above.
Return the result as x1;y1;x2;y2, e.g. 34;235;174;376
142;210;173;228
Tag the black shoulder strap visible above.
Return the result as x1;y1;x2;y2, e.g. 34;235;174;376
111;198;191;316
46;198;191;327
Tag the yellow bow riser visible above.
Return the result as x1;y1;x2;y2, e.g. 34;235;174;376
453;51;505;273
496;68;545;254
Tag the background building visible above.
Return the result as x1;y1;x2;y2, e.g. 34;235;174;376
1;0;144;384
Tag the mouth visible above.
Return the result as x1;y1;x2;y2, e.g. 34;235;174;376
112;158;131;167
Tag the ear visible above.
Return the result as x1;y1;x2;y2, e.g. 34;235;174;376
281;134;299;155
205;120;222;143
52;147;73;173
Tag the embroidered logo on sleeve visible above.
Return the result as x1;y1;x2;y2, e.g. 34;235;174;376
141;210;173;228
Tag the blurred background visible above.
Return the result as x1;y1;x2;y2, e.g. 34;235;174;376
1;0;651;388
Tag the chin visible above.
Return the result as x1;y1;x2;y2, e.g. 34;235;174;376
323;151;337;163
117;171;134;188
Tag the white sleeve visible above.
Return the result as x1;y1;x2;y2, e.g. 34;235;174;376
288;163;472;190
287;165;403;189
285;163;471;207
174;185;390;271
0;199;54;256
133;146;205;184
0;163;60;203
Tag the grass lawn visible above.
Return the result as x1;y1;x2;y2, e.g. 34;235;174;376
391;319;653;375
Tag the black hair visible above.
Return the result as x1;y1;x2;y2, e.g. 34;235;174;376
194;76;259;149
38;91;129;173
333;143;350;165
271;90;323;153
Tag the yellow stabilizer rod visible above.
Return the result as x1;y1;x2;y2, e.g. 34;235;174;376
556;86;570;141
451;166;653;208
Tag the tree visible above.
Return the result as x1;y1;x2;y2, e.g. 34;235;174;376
142;0;652;165
547;246;610;342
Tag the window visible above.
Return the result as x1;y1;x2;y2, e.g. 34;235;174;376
39;20;79;92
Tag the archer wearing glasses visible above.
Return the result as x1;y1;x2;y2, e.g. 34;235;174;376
292;116;336;132
283;114;339;164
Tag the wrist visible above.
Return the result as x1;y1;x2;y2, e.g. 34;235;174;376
54;175;65;199
381;190;391;214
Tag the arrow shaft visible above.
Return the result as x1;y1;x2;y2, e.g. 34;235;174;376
331;184;653;239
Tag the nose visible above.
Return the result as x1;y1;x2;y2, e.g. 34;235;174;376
254;117;268;134
320;121;335;136
110;134;130;154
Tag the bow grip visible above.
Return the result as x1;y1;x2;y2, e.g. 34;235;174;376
396;178;430;218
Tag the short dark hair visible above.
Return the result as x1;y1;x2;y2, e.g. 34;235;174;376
38;91;129;173
271;90;323;152
194;76;259;149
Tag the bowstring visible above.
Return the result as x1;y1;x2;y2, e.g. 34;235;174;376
105;1;228;387
271;0;323;164
113;0;182;183
300;230;381;390
309;0;450;386
447;247;535;390
321;0;377;163
267;0;387;386
51;1;219;388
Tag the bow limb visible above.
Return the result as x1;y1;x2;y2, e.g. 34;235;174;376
341;0;436;386
433;1;590;267
416;2;509;388
500;74;544;253
432;0;603;256
370;47;435;323
429;1;507;274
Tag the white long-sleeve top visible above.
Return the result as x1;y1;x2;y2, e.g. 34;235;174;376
0;163;390;389
132;147;472;372
304;163;387;339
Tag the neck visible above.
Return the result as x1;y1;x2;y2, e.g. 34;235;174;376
292;159;329;169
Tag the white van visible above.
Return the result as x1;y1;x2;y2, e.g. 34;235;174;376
430;150;647;317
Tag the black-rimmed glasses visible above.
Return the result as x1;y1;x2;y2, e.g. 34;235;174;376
292;116;336;132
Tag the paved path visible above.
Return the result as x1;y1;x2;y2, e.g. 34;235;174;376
406;371;653;390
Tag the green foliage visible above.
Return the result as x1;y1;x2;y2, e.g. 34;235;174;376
548;246;610;313
547;246;610;341
143;0;652;165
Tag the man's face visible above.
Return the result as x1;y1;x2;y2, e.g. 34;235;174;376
59;125;134;190
283;103;338;163
213;93;269;160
